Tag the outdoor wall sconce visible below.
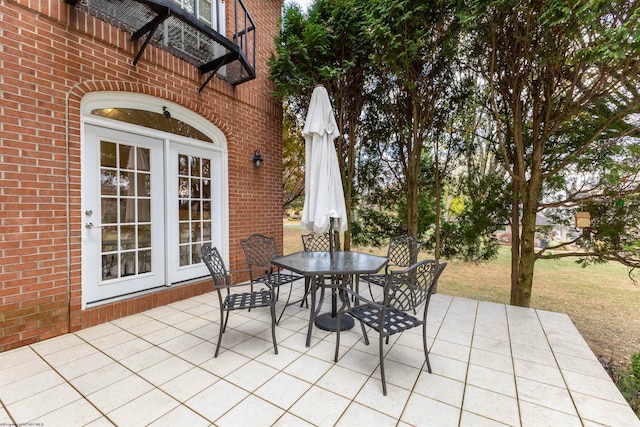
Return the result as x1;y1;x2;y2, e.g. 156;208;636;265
162;106;171;118
252;150;264;168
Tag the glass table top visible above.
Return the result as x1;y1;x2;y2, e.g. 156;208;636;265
271;251;388;276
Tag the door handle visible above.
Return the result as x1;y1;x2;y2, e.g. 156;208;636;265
85;222;101;229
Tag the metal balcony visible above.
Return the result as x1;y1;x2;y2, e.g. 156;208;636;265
64;0;256;91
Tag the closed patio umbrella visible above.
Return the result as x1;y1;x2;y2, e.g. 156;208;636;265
301;84;348;248
301;84;351;332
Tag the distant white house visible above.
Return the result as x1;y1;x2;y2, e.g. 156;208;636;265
496;212;573;248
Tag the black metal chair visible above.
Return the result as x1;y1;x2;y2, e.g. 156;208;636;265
361;234;420;300
301;232;343;310
240;234;303;323
200;245;278;357
335;259;447;395
301;232;340;252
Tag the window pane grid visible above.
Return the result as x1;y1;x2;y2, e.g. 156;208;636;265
101;141;152;280
178;154;213;267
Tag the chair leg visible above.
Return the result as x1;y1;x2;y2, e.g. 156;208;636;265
359;320;369;346
222;309;230;333
379;332;387;396
305;277;316;347
368;276;376;301
334;311;341;362
270;304;278;355
215;309;225;358
276;282;295;325
315;278;326;315
300;276;311;308
423;320;432;373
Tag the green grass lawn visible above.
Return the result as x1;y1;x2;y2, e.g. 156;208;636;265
283;221;640;368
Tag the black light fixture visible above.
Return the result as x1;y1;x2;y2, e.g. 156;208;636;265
162;106;171;118
252;150;263;168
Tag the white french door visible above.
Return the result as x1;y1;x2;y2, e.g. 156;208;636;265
83;125;166;304
82;123;226;306
167;143;223;283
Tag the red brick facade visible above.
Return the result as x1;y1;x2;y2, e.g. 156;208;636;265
0;0;284;351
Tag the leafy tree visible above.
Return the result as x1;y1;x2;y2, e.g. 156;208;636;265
363;0;461;241
461;0;640;306
355;89;439;247
438;72;511;262
269;0;372;250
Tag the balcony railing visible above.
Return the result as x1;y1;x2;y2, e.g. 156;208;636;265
64;0;256;90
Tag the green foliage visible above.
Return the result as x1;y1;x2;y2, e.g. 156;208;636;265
282;109;305;210
270;0;375;249
275;0;640;303
458;0;640;305
361;0;461;236
437;221;500;263
351;176;436;247
617;353;640;417
269;0;371;107
437;173;509;262
350;208;406;248
576;195;640;269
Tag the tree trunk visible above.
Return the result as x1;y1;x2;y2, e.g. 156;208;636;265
433;140;441;293
343;118;357;251
407;171;419;236
434;138;441;262
513;208;537;307
509;186;520;305
510;180;540;307
406;101;421;237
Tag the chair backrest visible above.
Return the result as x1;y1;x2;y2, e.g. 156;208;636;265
241;234;278;269
301;232;340;252
385;260;447;311
387;235;420;267
201;245;228;287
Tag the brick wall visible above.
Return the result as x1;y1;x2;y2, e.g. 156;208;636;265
0;0;285;351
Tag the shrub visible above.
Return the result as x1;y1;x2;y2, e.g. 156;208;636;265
617;353;640;417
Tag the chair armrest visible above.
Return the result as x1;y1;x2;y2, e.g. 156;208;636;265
384;263;401;274
216;281;275;292
342;287;384;309
245;266;273;276
226;268;275;289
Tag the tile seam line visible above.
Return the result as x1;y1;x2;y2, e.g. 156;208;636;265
455;298;480;426
506;304;524;427
20;341;118;426
534;309;585;426
0;396;18;427
75;317;224;425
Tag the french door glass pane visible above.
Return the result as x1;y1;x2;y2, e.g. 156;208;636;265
178;153;213;267
100;140;152;280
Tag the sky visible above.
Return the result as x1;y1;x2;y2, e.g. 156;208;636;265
286;0;312;12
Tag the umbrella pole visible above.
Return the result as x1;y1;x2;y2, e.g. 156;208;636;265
329;217;334;253
329;217;336;316
315;217;355;332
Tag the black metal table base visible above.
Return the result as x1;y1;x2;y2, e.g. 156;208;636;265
315;313;354;331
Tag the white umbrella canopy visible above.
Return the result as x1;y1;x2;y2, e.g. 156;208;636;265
301;85;348;236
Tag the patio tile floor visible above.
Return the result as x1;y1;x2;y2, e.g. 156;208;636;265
1;280;638;426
